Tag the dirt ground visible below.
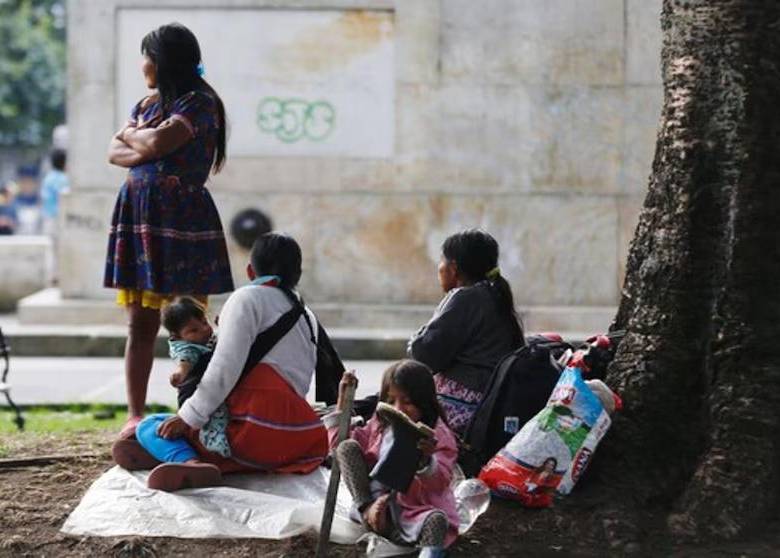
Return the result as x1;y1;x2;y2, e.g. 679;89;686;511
1;430;779;558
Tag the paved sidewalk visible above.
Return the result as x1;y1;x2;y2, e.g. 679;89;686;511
6;357;392;407
0;313;412;359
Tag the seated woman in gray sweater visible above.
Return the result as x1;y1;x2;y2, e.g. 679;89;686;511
111;233;329;491
408;229;524;436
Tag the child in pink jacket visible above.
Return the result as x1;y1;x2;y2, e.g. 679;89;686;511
324;360;459;557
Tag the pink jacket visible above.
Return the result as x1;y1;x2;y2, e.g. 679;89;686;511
327;412;460;547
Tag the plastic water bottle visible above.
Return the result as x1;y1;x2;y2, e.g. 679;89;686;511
454;478;491;533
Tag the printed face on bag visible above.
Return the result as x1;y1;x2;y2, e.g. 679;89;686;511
177;317;213;344
541;457;557;473
385;384;422;423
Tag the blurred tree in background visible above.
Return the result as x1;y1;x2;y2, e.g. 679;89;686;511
0;0;66;147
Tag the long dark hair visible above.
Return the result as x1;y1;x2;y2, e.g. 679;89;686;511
379;360;445;428
250;232;302;289
141;23;226;172
442;229;524;347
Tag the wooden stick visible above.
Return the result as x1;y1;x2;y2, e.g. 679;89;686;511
315;383;356;558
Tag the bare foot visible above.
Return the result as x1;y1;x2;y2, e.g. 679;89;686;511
363;493;391;535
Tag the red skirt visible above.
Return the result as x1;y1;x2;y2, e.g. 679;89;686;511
187;363;327;474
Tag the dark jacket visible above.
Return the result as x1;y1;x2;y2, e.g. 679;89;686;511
407;282;519;392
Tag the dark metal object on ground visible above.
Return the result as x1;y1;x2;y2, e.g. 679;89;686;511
0;327;25;431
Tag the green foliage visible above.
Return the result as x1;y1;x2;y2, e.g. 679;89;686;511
0;0;66;147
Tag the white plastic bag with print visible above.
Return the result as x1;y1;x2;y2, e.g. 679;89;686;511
479;365;616;507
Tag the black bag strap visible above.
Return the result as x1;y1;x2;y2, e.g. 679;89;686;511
179;290;305;408
240;296;304;376
240;285;345;405
274;287;346;405
276;287;318;343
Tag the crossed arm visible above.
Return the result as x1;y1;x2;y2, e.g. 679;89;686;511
108;116;194;168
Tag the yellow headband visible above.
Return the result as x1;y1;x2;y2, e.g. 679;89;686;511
486;267;501;280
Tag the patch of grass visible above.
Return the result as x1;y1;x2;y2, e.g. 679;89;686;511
0;409;125;434
0;404;173;436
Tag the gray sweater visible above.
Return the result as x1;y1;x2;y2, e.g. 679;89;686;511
408;282;519;393
179;284;318;429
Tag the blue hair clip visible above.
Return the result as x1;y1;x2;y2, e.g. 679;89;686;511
196;62;205;77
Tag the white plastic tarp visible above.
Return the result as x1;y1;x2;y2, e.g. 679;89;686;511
61;465;489;555
61;465;362;542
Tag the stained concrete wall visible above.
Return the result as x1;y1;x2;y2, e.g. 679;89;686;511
63;0;662;308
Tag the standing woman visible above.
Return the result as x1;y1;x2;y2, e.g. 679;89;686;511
105;23;234;438
408;229;524;436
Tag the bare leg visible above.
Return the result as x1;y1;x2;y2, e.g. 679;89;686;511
124;303;160;419
111;438;161;470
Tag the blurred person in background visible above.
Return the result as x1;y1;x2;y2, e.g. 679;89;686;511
12;164;42;235
40;148;70;234
0;184;17;235
41;148;70;281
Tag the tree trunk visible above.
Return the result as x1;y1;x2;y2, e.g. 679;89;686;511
603;0;780;541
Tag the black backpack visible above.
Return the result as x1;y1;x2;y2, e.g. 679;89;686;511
459;335;571;477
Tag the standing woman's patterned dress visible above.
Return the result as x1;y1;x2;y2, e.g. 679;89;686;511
104;90;234;305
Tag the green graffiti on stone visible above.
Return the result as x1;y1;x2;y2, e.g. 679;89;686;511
256;97;336;143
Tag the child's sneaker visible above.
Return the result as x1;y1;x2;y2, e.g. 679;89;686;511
112;438;161;471
147;462;222;492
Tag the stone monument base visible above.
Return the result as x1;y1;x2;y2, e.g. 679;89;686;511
0;236;52;312
17;288;615;334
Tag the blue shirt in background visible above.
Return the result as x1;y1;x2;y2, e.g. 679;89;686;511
40;169;70;219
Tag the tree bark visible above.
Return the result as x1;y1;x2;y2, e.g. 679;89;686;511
603;0;780;541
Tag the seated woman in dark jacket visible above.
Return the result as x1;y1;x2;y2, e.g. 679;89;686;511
408;229;524;435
